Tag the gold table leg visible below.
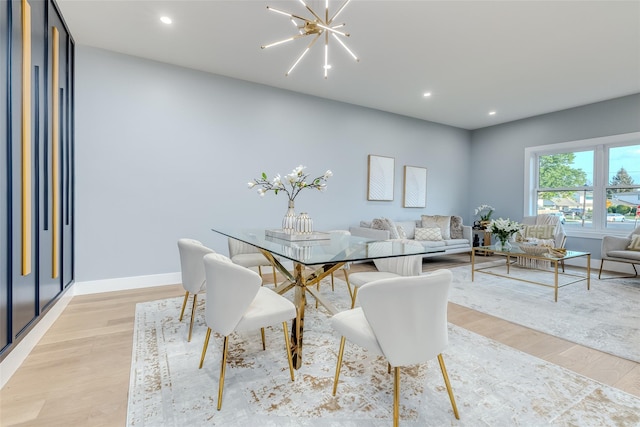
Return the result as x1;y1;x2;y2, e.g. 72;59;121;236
587;253;591;290
471;248;475;281
291;263;306;369
554;260;559;302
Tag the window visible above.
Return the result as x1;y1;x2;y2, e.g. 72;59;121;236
525;132;640;236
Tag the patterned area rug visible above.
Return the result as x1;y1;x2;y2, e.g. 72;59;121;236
127;281;640;426
447;262;640;362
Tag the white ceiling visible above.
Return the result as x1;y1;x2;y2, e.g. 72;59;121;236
56;0;640;130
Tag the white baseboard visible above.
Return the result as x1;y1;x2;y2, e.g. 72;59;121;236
0;289;73;389
0;272;181;389
72;272;182;295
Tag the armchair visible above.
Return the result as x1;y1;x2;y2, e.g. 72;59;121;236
598;226;640;279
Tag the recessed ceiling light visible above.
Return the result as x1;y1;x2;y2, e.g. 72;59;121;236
423;92;432;97
160;16;172;24
489;111;497;116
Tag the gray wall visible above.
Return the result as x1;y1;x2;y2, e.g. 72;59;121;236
75;46;471;282
470;94;640;255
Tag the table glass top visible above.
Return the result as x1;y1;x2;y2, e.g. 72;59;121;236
213;228;444;265
475;245;589;260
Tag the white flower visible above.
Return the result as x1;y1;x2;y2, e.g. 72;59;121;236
248;165;332;201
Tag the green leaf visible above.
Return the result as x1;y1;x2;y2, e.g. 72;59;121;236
261;172;267;180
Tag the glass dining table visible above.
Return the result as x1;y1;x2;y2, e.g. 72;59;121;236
212;227;444;369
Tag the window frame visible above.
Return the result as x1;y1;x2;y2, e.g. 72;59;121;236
524;131;640;239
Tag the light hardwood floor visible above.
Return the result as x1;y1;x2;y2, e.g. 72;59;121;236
1;255;638;426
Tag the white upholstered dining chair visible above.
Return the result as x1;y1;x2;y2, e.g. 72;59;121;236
347;240;423;308
228;238;278;286
198;253;296;410
177;238;215;342
330;270;459;426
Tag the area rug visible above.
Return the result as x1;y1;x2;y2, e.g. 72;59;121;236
127;285;640;426
446;262;640;362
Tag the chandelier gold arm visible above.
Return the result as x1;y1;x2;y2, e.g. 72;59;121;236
266;6;309;23
287;33;322;76
331;33;358;61
298;0;324;24
315;22;349;37
329;0;352;24
261;33;309;50
324;31;329;78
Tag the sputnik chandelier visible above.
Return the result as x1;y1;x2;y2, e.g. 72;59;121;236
261;0;359;78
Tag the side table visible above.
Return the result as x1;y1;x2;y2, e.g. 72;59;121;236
473;229;492;255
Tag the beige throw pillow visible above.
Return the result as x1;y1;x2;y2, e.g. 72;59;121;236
522;224;555;240
415;227;443;241
450;215;464;239
371;218;400;239
396;225;407;239
421;215;451;240
628;234;640;251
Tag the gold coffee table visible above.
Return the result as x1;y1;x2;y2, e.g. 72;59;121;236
471;245;591;302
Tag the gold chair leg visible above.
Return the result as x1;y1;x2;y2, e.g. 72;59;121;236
598;259;604;279
388;362;391;374
188;294;198;342
282;322;295;381
437;354;460;420
272;266;277;287
332;336;346;396
179;291;189;321
261;328;266;350
217;336;229;411
343;270;353;299
393;367;400;427
350;287;359;309
199;327;212;369
258;266;263;284
331;272;335;291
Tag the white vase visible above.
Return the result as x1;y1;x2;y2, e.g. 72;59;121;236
295;212;313;234
282;200;296;232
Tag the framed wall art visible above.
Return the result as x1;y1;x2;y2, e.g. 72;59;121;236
367;155;394;201
403;165;427;208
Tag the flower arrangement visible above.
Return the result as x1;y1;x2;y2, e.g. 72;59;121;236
248;165;332;202
474;204;494;222
487;218;521;249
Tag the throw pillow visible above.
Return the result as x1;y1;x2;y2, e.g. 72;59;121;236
415;227;443;241
421;215;451;240
371;217;401;239
396;225;407;239
628;234;640;251
450;215;464;239
522;224;555;240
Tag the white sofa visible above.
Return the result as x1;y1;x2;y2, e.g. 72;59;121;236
349;216;472;258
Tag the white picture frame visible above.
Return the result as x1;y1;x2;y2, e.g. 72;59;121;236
367;155;395;201
403;165;427;208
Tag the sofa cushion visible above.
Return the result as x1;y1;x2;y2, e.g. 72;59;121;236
418;240;447;248
445;238;469;246
608;250;640;261
372;218;400;239
396;225;407;239
450;215;464;239
421;215;451;240
627;234;640;251
415;227;443;241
